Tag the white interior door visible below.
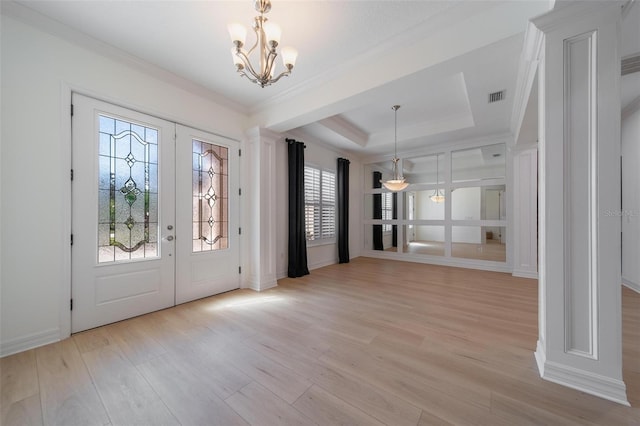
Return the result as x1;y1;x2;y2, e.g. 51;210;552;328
72;94;176;333
175;124;240;304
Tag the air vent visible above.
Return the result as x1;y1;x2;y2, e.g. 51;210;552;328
622;54;640;76
488;90;506;103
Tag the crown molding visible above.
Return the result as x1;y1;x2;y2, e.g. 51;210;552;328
532;0;625;33
317;116;368;148
622;0;636;19
510;21;545;141
285;128;363;162
1;1;248;115
361;131;513;165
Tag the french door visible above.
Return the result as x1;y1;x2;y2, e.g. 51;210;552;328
71;94;239;333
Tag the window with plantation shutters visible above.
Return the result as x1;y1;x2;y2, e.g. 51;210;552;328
381;192;393;232
304;166;336;242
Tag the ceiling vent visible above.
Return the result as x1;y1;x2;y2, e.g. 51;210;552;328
488;90;506;103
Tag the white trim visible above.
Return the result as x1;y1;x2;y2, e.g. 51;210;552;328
60;83;72;341
622;277;640;293
246;277;277;292
1;1;246;114
622;0;636;20
362;250;511;273
361;132;513;165
308;259;338;272
276;258;339;281
537;359;630;406
0;328;60;358
622;95;640;121
511;22;544;143
512;269;539;279
535;339;547;375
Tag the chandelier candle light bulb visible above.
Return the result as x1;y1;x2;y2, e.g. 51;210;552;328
228;0;297;88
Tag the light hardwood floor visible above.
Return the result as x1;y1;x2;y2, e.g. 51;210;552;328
2;257;639;425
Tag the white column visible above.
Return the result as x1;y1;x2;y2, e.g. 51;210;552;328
533;1;628;405
512;148;538;279
244;127;279;291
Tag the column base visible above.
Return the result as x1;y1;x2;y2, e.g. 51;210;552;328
535;341;629;406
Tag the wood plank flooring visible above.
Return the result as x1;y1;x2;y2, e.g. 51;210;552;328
1;257;639;425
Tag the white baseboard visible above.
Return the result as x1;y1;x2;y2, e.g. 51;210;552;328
276;259;338;280
512;269;538;279
363;250;512;273
534;339;547;375
308;259;336;271
1;328;60;358
622;277;640;294
535;345;629;406
246;275;277;292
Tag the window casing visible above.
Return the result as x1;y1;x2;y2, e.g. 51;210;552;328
304;166;336;243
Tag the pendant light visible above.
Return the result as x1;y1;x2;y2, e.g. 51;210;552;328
381;105;409;192
430;154;445;203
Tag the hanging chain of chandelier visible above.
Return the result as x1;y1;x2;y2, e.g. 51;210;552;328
228;0;298;88
381;105;410;192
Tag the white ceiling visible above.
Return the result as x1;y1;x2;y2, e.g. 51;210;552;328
7;1;559;156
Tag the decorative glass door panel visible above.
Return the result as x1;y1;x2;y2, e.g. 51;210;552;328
192;140;228;252
72;95;239;331
176;125;239;304
98;116;159;262
71;94;176;333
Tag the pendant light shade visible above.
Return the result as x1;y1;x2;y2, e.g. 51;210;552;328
382;105;409;192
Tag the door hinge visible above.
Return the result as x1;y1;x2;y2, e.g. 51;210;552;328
239;188;242;196
70;234;73;246
70;299;73;311
71;169;74;181
239;149;242;157
239;227;242;235
70;104;74;117
239;266;242;274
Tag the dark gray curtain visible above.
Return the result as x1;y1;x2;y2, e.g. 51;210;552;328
372;171;383;250
287;139;309;278
392;193;398;247
337;158;350;263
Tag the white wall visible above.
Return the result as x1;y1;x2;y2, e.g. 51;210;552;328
0;13;246;355
622;104;640;293
275;139;362;278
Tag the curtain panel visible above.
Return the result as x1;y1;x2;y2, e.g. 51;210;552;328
372;171;383;250
287;139;309;277
337;158;350;263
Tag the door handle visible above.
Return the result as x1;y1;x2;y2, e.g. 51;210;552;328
166;235;174;241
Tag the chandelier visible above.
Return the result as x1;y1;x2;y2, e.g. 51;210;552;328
381;105;409;192
228;0;298;88
430;153;445;203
